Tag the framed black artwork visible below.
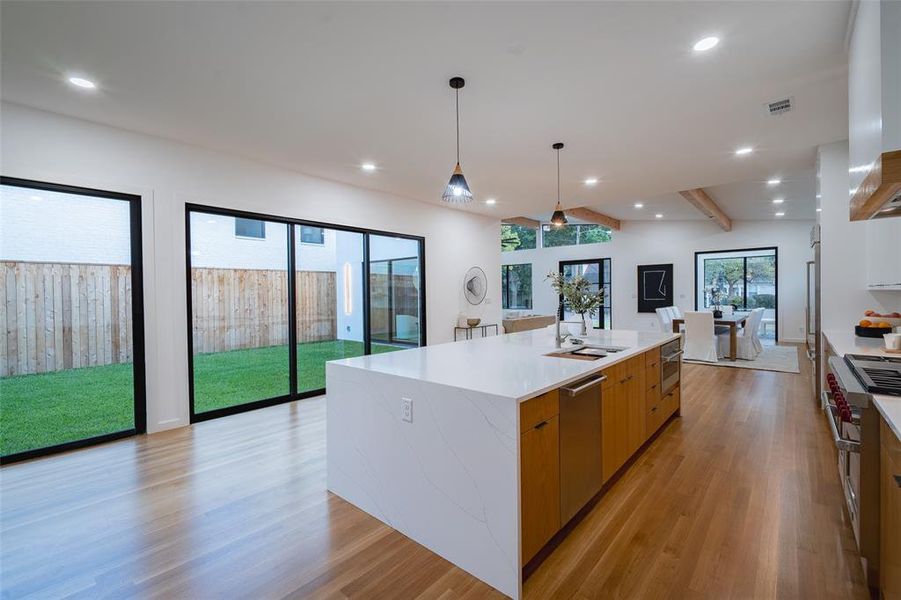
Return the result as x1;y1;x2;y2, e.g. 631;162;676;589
637;263;673;313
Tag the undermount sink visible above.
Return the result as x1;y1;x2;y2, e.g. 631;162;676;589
545;344;629;361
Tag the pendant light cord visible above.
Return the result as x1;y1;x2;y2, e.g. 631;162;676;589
455;88;460;164
556;147;561;206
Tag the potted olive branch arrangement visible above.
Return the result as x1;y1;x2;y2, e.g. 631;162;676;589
707;286;724;318
547;272;605;336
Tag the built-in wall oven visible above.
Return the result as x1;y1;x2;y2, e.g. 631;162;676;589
661;338;682;395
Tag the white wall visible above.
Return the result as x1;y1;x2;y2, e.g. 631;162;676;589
818;139;894;331
501;219;814;342
0;102;501;433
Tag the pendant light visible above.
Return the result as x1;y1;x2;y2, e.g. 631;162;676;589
550;142;568;226
442;76;473;204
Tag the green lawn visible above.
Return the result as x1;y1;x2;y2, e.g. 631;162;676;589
0;340;402;457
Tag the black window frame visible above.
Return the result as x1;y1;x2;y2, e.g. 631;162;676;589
185;203;426;423
501;264;533;310
694;246;778;342
0;176;147;465
557;258;612;329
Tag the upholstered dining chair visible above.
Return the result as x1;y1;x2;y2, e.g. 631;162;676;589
682;311;724;363
718;307;765;360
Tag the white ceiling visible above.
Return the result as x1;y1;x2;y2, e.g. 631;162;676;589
1;1;848;221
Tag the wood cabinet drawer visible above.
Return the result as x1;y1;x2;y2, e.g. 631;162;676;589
521;415;560;563
661;386;680;419
520;390;559;434
644;346;660;370
601;362;628;391
646;384;664;435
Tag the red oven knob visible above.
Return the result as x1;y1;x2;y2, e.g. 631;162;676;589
840;407;852;423
827;373;836;383
829;381;840;394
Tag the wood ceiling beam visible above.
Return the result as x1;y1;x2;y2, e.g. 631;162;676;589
564;207;621;231
502;216;540;229
678;188;732;231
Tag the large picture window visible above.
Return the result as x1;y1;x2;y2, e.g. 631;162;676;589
0;177;146;463
501;224;537;251
501;264;532;309
543;223;612;248
186;205;425;422
695;247;777;341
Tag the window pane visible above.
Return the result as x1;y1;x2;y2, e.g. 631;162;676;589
702;257;745;308
296;227;364;394
300;226;324;245
368;235;422;352
543;224;612;248
0;183;139;457
190;212;288;413
502;264;532;309
235;217;265;239
501;224;537;251
560;260;610;329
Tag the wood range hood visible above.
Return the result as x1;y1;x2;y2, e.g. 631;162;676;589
850;149;901;221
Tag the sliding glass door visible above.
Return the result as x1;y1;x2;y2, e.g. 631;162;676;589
368;235;423;351
295;227;365;395
696;247;777;341
188;212;290;417
558;259;612;329
0;178;145;463
186;206;425;421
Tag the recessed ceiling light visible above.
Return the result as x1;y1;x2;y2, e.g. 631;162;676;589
361;163;377;172
655;213;663;219
693;36;720;52
485;198;496;205
775;211;785;217
734;147;754;156
67;76;96;89
767;178;781;186
634;202;644;209
772;198;784;204
816;193;822;199
28;195;42;201
816;208;822;212
583;177;599;186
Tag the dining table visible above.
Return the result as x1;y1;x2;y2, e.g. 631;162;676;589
672;313;749;361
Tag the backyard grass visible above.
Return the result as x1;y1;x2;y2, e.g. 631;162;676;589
0;340;401;457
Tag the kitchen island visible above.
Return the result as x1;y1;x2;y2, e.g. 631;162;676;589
326;327;681;599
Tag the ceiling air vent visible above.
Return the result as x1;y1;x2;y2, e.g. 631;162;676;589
765;97;793;116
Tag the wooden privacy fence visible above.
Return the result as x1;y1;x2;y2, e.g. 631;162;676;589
1;261;134;378
1;262;338;378
191;268;336;354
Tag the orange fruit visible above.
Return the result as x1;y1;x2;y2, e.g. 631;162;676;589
859;319;872;327
877;322;891;328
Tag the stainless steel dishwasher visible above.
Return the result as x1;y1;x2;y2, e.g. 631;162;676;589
559;373;606;524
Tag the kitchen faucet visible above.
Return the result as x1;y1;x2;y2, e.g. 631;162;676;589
555;310;570;348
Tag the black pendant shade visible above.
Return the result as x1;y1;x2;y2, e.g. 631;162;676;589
551;203;568;226
550;142;567;226
443;162;473;204
442;76;473;204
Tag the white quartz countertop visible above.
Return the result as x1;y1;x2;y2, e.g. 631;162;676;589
330;327;680;401
823;330;901;441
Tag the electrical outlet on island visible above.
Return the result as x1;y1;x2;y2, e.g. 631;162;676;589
402;398;413;423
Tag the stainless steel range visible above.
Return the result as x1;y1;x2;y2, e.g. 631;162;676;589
845;354;901;396
824;354;898;589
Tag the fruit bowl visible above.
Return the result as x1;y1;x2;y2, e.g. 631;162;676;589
856;325;894;338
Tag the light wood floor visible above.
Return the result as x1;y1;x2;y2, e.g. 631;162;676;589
0;348;871;599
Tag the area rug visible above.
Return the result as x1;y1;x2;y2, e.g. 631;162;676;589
682;344;801;374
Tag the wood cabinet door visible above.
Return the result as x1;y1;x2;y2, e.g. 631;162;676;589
521;416;560;563
626;357;647;453
601;381;628;483
882;421;901;598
